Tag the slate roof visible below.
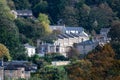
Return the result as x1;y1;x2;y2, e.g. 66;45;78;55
65;27;84;32
4;61;37;71
50;26;84;33
57;35;64;39
78;31;89;37
56;32;89;39
50;25;66;32
70;33;79;37
24;43;35;48
78;40;98;45
100;28;110;33
60;34;69;38
16;10;33;15
65;33;75;38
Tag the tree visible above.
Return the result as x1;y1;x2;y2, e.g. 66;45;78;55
6;0;15;9
76;3;91;31
109;21;120;59
61;6;79;26
107;0;120;18
109;21;120;41
89;3;115;32
32;0;48;17
38;13;51;35
0;0;27;60
65;60;92;80
12;0;30;10
15;18;45;42
36;66;68;80
67;47;80;60
87;44;115;80
46;0;67;24
0;43;11;60
85;0;107;5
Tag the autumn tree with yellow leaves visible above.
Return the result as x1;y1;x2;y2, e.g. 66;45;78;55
0;43;11;60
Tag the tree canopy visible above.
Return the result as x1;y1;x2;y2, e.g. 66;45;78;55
0;0;27;60
0;43;11;60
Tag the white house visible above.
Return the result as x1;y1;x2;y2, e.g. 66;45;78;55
24;44;36;57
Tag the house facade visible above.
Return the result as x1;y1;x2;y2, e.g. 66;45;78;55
50;25;85;34
0;61;3;80
4;61;37;80
0;67;4;80
76;40;99;54
11;10;33;18
24;43;36;57
4;67;28;79
38;26;89;56
76;28;111;55
52;61;70;66
94;28;111;45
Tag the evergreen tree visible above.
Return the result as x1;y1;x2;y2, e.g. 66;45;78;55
12;0;30;10
0;0;27;60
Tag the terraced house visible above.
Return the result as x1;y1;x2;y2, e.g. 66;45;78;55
38;26;89;56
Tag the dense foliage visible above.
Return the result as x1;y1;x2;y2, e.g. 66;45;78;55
1;0;120;79
10;0;119;32
0;0;27;60
6;0;120;60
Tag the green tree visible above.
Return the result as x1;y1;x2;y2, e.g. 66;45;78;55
13;0;30;10
38;13;51;35
0;0;27;60
89;3;115;32
33;0;48;17
65;60;92;80
36;66;68;80
76;3;91;31
6;0;15;9
85;0;107;5
107;0;120;18
109;21;120;59
61;6;79;26
15;18;46;45
46;0;67;24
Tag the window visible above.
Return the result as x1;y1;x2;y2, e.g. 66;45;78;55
56;46;59;52
10;70;13;73
22;70;24;74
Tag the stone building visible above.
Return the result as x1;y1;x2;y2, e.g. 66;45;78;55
76;40;99;54
4;61;37;80
38;26;89;56
0;60;4;80
0;67;4;80
11;10;33;18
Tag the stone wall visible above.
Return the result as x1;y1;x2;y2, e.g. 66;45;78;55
0;67;4;80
